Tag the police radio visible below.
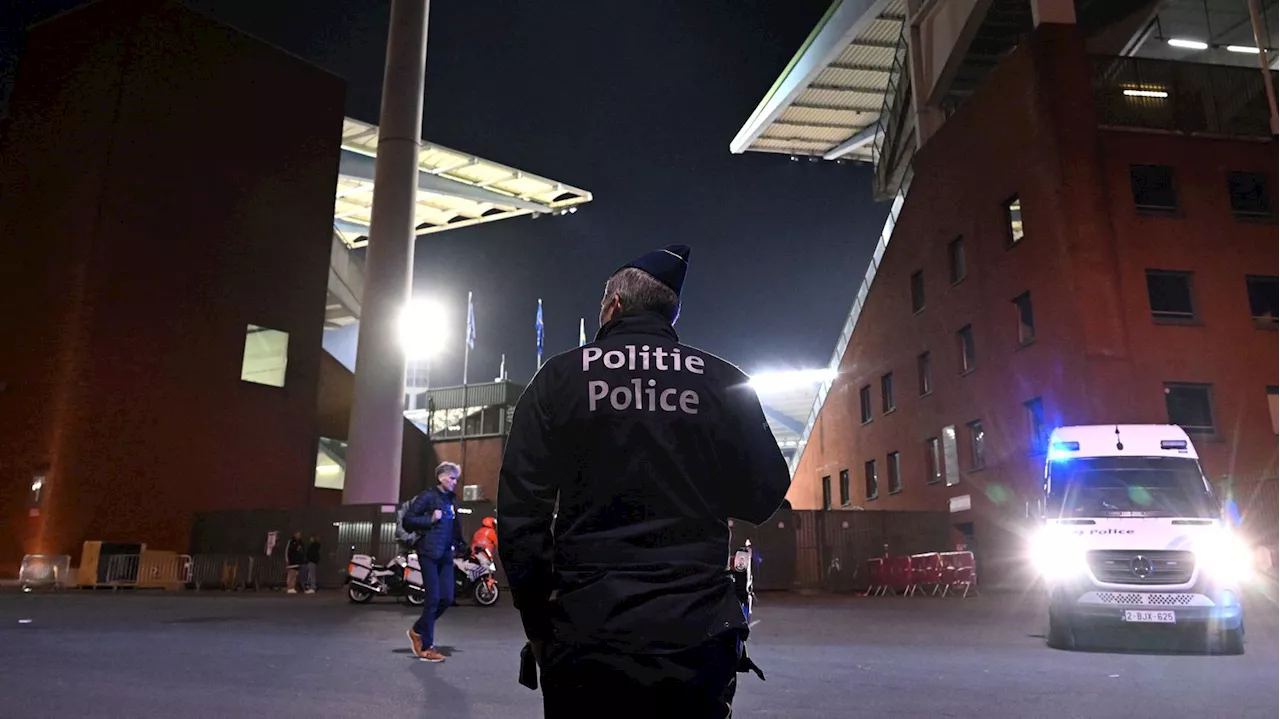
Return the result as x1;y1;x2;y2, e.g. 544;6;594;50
731;541;764;681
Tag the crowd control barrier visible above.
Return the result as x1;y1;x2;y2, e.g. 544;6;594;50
19;554;72;590
100;551;192;590
864;551;978;598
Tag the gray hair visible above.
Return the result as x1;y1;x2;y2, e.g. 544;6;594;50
436;461;461;478
604;267;680;322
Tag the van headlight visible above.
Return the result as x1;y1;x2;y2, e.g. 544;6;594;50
1028;525;1088;581
1194;531;1252;585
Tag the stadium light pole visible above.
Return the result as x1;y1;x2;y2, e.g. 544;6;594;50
344;0;430;505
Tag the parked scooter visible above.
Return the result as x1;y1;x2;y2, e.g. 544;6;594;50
454;545;500;606
346;553;425;606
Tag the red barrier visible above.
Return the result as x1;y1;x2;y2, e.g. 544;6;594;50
939;550;978;598
864;558;886;596
883;555;913;596
908;552;944;596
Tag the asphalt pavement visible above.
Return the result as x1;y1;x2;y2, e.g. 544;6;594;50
0;587;1275;718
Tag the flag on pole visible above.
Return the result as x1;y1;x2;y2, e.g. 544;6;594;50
536;298;545;369
466;291;476;351
578;317;587;347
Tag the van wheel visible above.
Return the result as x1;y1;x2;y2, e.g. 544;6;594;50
1046;611;1076;650
1216;624;1245;655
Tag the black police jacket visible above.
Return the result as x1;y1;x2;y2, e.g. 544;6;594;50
496;311;791;654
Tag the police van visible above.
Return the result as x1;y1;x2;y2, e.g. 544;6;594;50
1029;424;1250;654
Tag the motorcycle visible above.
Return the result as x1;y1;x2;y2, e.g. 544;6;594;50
346;553;425;606
454;546;500;607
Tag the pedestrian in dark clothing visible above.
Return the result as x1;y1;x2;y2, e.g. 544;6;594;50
402;461;466;663
497;245;791;718
285;532;305;595
303;536;321;594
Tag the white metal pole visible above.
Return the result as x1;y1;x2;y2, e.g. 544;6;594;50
343;0;430;505
1246;0;1278;135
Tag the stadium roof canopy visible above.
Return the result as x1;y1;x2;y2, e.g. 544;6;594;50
333;117;594;249
729;0;907;164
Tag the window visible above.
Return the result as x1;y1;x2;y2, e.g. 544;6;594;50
1130;164;1178;211
1268;386;1278;435
839;469;851;506
917;352;933;396
821;475;833;510
967;419;986;470
1013;291;1035;345
1165;383;1215;434
1227;171;1273;218
241;324;289;387
910;270;926;313
881;372;895;413
948;236;967;284
864;460;878;500
859;385;873;424
1246;275;1278;329
1025;397;1048;454
315;438;348;490
925;437;942;484
1146;270;1196;322
887;451;902;494
942;425;960;486
957;325;976;374
1005;195;1025;245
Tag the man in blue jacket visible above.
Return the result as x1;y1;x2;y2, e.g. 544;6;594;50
404;461;466;663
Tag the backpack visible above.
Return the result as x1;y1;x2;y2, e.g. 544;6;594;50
395;495;422;546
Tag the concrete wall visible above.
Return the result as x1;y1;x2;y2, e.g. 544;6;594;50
0;0;346;574
790;23;1278;581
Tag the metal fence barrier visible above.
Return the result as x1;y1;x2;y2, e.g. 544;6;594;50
19;554;72;590
189;554;252;591
101;553;192;590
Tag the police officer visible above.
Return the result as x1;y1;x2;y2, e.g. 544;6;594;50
497;245;791;718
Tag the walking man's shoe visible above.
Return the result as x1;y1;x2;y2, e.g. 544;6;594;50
419;647;446;663
407;628;424;658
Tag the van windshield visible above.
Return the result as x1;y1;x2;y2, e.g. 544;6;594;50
1046;456;1219;519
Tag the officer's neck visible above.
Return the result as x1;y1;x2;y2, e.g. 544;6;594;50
596;310;678;342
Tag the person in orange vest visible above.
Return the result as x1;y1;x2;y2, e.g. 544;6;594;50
472;516;498;555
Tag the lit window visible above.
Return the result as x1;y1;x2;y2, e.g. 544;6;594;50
1005;196;1024;245
316;438;347;490
942;425;960;486
967;420;986;470
241;325;289;387
865;460;878;500
1014;292;1036;345
887;451;902;494
1146;270;1196;322
925;437;942;484
1165;383;1215;434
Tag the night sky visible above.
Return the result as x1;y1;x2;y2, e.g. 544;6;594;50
2;0;889;385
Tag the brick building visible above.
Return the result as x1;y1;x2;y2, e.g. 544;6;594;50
733;0;1277;581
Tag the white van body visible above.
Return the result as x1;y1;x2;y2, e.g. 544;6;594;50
1030;424;1248;653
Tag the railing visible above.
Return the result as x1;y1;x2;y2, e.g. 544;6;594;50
1090;55;1277;139
872;21;915;200
101;552;192;589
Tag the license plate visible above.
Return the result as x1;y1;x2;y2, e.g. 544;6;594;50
1122;610;1176;624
